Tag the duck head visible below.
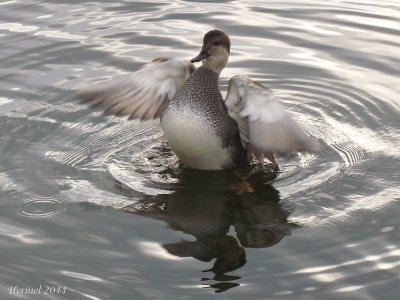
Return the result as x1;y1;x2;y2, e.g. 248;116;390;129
191;30;231;74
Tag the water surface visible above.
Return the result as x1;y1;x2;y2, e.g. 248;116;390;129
1;0;400;299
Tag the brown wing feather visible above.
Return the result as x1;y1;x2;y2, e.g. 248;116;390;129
79;58;195;120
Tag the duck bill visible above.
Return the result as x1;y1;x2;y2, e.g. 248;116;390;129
191;50;209;63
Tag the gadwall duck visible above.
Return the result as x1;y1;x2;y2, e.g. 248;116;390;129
80;30;317;170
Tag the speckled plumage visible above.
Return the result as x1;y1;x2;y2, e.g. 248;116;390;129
161;66;248;169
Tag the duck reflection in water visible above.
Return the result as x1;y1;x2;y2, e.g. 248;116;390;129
123;168;298;293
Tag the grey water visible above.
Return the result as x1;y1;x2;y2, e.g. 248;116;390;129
1;0;400;299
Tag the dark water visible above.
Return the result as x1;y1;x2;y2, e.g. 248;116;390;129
1;0;400;299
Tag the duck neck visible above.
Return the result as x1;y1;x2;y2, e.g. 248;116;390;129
201;50;229;74
202;61;226;74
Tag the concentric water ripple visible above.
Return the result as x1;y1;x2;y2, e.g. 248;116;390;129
16;197;65;218
1;0;400;299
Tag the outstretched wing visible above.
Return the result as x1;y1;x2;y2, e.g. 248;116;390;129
79;57;195;120
225;75;318;155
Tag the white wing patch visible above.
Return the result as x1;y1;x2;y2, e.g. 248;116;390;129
240;93;286;123
225;75;319;155
79;57;195;120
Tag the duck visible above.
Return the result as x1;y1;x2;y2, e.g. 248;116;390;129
80;30;317;171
